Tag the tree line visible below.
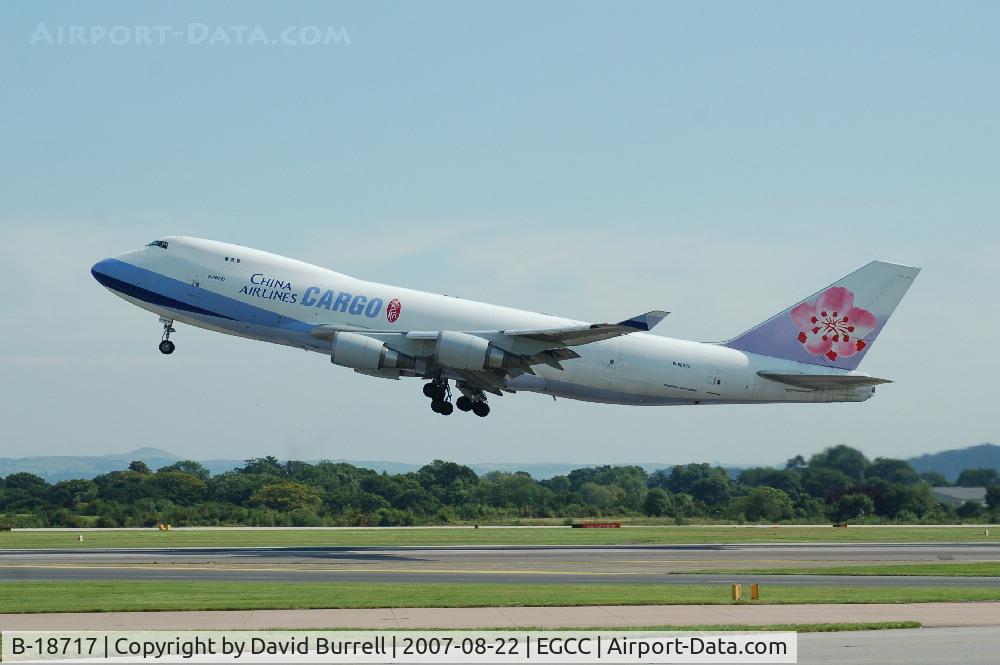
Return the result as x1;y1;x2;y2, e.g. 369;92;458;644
1;445;999;528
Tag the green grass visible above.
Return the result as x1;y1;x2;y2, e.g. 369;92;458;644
3;526;998;549
2;581;1000;614
697;562;1000;577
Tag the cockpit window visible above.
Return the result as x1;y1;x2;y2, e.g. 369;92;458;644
146;240;169;249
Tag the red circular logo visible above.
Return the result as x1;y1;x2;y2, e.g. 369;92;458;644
386;298;402;323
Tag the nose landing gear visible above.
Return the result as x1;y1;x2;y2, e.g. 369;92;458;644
158;318;176;355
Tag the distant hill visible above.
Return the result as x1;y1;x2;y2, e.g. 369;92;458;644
467;462;743;479
0;450;427;483
908;443;1000;482
469;462;681;478
4;443;997;485
0;448;181;483
199;460;600;479
0;450;689;482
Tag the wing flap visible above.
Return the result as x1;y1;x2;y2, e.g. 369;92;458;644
451;369;506;396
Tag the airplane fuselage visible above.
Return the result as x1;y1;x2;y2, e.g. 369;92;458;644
92;237;878;407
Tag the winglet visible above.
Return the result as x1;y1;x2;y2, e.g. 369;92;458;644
618;310;669;331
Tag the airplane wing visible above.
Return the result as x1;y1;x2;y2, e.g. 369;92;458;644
501;310;670;346
757;372;892;390
311;311;667;345
310;310;669;377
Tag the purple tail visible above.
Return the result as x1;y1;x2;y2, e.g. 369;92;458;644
723;261;920;370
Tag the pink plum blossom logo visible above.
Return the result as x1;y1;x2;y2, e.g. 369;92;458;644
790;287;877;363
386;298;402;323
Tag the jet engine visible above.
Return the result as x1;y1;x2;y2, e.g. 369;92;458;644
331;332;415;371
434;331;521;371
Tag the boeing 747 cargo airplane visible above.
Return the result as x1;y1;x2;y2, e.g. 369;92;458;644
92;237;919;417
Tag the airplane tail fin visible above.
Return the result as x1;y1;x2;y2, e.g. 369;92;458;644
722;261;920;370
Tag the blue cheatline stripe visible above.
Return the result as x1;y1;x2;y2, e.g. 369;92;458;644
91;268;237;320
91;259;312;333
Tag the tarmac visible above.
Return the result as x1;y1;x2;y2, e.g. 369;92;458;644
4;543;1000;663
800;627;1000;664
2;601;999;630
1;543;999;586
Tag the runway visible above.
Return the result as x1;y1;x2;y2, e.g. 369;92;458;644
2;603;999;642
801;627;1000;664
3;605;996;665
4;546;999;663
2;543;998;586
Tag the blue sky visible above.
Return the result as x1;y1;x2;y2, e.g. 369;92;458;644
1;1;997;466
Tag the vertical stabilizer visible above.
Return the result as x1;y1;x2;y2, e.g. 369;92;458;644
723;261;920;370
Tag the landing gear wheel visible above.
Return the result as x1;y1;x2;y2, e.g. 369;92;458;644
425;379;454;414
472;401;490;417
159;318;176;355
423;381;448;401
455;396;473;412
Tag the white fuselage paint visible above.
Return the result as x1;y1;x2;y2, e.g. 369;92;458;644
102;237;876;406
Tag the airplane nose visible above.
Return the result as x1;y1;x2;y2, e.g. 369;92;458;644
91;258;116;288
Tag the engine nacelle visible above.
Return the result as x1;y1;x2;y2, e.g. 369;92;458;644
331;332;415;371
435;331;521;371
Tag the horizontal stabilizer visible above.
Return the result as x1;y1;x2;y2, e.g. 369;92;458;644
758;371;892;390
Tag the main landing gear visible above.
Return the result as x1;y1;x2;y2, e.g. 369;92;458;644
158;318;176;355
457;381;491;417
424;380;491;417
423;380;454;416
471;400;490;417
455;395;490;417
